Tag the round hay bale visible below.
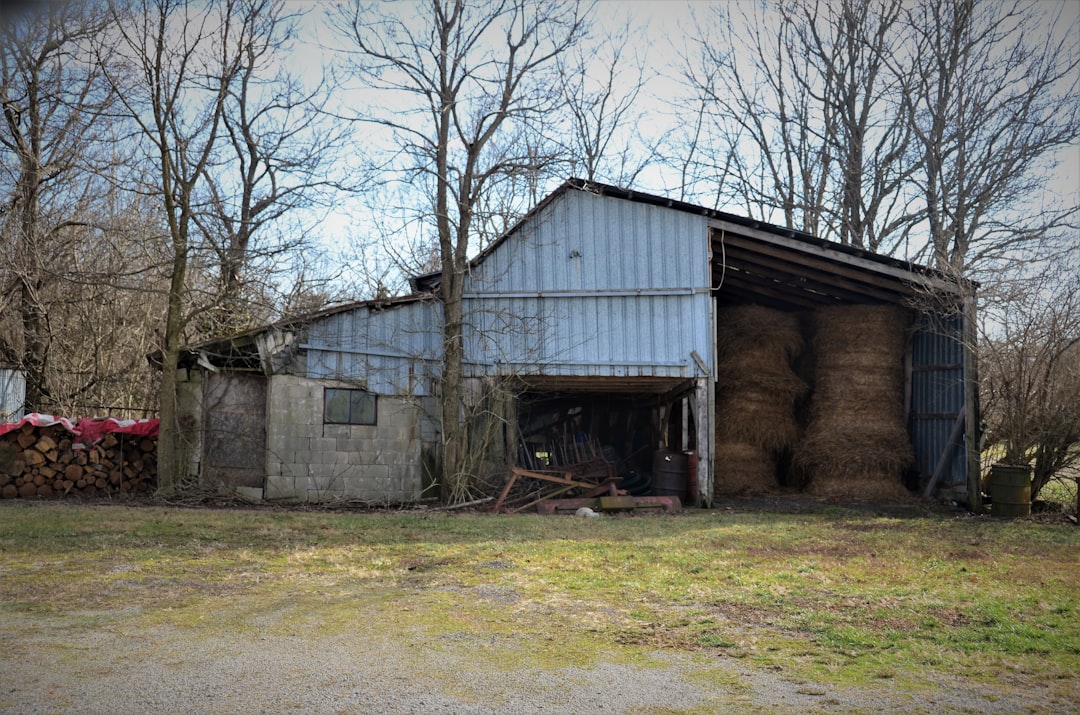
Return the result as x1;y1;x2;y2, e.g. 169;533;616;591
793;303;915;499
813;365;903;399
805;399;907;433
807;473;913;502
794;424;914;500
715;305;806;456
717;365;808;398
795;427;913;476
717;305;803;363
716;387;802;452
713;441;778;496
811;305;910;360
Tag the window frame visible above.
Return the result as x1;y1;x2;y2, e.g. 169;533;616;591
323;387;377;426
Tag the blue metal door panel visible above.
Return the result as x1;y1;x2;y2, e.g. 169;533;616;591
910;314;967;488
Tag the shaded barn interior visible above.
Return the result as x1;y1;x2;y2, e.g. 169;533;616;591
513;377;699;501
708;222;971;502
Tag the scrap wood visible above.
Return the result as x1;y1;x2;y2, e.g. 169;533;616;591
536;494;682;515
506;485;577;514
493;467;616;513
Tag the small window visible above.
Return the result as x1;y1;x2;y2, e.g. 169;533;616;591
324;388;377;425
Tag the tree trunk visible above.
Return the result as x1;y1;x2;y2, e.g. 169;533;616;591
155;228;189;495
439;274;465;502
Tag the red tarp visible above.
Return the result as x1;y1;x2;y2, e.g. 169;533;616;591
0;413;159;444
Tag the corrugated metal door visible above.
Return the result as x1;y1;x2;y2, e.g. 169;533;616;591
203;372;267;489
910;314;967;490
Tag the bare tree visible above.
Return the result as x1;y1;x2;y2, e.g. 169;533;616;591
101;0;235;492
679;0;917;252
554;20;653;186
44;193;170;417
791;0;920;253
680;1;832;233
980;264;1080;501
195;0;351;334
0;0;117;410
334;0;588;502
898;0;1080;273
100;0;344;492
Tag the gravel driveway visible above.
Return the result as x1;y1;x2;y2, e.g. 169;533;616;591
2;611;1067;714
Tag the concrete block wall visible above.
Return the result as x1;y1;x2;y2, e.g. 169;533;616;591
264;375;427;503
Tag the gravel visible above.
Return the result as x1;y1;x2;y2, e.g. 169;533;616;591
2;613;1070;714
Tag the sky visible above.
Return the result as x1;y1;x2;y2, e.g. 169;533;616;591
290;0;1080;293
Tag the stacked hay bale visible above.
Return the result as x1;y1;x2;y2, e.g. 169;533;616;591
713;305;807;497
795;304;913;501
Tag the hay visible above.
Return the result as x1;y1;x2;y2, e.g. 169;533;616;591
715;305;806;457
808;474;914;502
811;304;909;360
795;427;913;477
795;304;914;501
716;387;801;452
716;305;803;362
716;365;808;397
713;440;778;496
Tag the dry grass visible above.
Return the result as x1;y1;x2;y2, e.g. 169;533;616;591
715;387;801;453
716;305;803;363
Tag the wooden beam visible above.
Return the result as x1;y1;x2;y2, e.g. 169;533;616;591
718;234;915;301
720;240;909;303
709;219;961;295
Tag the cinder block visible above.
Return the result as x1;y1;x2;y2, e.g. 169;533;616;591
336;438;363;453
388;410;417;430
309;437;336;453
364;464;390;481
265;476;296;500
310;473;346;492
323;424;351;439
311;450;339;465
284;436;310;453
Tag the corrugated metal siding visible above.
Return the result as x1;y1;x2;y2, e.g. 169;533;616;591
304;300;441;395
910;314;967;487
0;368;26;422
464;190;712;378
300;189;714;390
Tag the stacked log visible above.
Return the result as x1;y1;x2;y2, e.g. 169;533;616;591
0;423;156;499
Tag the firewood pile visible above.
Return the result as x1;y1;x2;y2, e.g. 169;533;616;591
0;423;157;499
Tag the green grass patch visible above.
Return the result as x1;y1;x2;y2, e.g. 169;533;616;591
1;501;1078;696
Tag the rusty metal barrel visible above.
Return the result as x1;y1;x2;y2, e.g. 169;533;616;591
652;449;688;498
990;464;1031;518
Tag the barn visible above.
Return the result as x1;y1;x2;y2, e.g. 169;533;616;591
175;179;979;508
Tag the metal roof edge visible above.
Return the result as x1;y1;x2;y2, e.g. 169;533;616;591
151;292;437;370
408;177;973;294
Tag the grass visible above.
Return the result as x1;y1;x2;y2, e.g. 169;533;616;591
1;500;1078;701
